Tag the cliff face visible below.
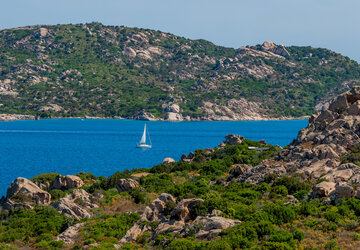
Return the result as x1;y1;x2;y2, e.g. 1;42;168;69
0;23;360;120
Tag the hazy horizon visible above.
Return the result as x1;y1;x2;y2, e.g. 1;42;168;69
1;0;359;62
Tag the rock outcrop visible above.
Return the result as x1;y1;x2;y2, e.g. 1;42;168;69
181;152;195;163
53;189;97;220
56;223;84;244
225;87;360;203
224;134;244;145
1;177;51;209
162;157;175;165
50;175;84;190
120;193;240;244
116;179;140;193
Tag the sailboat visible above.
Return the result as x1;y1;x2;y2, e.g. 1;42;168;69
136;123;152;149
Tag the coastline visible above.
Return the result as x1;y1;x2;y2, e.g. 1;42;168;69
0;113;310;122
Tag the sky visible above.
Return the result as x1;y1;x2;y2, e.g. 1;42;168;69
1;0;360;62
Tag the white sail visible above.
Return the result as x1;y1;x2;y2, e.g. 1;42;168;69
140;124;147;144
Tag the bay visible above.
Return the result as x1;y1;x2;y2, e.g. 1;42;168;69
0;119;308;196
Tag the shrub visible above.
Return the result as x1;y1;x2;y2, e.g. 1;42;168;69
256;182;271;193
254;221;275;239
49;189;65;201
270;185;288;198
272;176;310;195
263;204;296;225
75;171;96;181
268;230;294;248
30;173;60;183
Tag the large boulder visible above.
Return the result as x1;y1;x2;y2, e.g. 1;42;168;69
164;104;180;113
5;177;51;206
170;198;204;222
141;193;176;222
162;157;175;165
181;152;195;163
50;175;84;190
116;179;140;193
347;100;360;116
312;181;336;198
53;198;91;220
224;134;244;145
194;216;241;240
333;182;354;204
328;95;348;113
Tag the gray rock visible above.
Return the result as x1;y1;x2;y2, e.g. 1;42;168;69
170;198;204;222
5;177;51;206
56;223;84;244
347;100;360;116
164;104;180;113
50;175;84;190
162;157;175;165
53;198;91;220
313;110;336;130
333;182;354;203
116;179;139;193
224;134;244;145
194;216;241;240
328;95;348;113
312;181;336;198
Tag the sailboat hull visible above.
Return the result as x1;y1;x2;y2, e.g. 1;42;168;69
136;143;152;149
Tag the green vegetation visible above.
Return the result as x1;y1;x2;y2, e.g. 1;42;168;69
3;139;360;248
0;23;359;119
0;206;70;246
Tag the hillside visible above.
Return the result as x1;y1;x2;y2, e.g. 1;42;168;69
0;22;360;120
3;88;360;248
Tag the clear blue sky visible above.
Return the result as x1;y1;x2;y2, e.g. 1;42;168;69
1;0;360;62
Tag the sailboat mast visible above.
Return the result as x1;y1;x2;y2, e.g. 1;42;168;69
147;126;152;145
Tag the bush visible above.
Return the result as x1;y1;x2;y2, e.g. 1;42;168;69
263;204;296;225
129;187;148;204
76;171;96;181
49;189;65;201
270;185;288;198
30;173;59;183
272;176;310;195
0;207;71;243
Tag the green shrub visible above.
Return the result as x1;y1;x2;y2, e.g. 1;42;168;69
30;173;60;183
270;185;288;197
263;204;296;225
49;189;65;201
129;187;148;204
75;171;96;181
272;176;310;195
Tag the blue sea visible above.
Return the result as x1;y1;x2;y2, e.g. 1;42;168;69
0;119;308;196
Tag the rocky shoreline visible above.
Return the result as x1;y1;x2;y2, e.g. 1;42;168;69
0;113;310;122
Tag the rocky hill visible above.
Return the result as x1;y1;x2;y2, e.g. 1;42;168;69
1;22;360;120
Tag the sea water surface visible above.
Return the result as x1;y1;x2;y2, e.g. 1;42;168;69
0;119;308;196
